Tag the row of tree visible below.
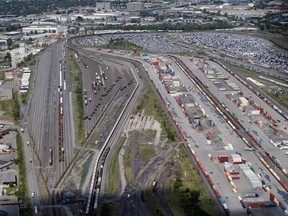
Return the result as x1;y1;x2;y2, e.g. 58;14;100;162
0;0;95;16
94;21;234;32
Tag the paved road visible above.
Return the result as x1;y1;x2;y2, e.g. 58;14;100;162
21;128;43;215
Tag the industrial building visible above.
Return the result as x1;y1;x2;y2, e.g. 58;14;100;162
20;67;31;91
96;1;112;10
22;22;67;35
126;2;144;12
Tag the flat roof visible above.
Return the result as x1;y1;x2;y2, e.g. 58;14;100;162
4;31;21;35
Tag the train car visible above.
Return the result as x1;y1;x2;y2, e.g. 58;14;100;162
152;180;157;193
92;188;100;214
49;148;53;165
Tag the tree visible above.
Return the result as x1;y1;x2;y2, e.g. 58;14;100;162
76;16;83;22
7;38;12;48
4;52;11;62
189;190;200;207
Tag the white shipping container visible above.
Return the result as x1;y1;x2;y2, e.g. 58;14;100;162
173;80;181;87
206;75;215;79
250;110;260;115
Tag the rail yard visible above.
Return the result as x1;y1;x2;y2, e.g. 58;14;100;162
20;31;288;216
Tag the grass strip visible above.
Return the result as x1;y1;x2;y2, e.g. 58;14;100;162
100;38;144;52
15;131;32;216
69;54;84;142
109;136;126;196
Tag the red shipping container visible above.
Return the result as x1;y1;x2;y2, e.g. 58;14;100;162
232;161;242;164
247;202;259;208
259;202;265;208
270;193;275;201
231;176;240;180
218;155;229;163
230;172;240;175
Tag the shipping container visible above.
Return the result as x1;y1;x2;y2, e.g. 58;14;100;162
218;155;229;163
270;193;275;202
247;202;259;208
231;176;240;180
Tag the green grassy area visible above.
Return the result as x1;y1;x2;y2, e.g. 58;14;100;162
100;38;144;52
136;89;178;142
139;143;155;161
264;88;288;110
17;53;36;68
125;167;132;185
15;131;32;216
123;135;134;184
69;55;84;142
109;136;126;196
0;91;20;123
20;92;28;104
0;71;5;80
144;129;157;138
0;99;14;121
165;147;216;216
4;186;18;195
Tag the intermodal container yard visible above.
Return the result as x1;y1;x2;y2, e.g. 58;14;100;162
136;53;288;216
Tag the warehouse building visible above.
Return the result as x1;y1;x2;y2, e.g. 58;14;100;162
22;22;67;35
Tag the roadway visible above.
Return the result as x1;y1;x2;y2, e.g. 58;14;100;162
21;128;42;215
